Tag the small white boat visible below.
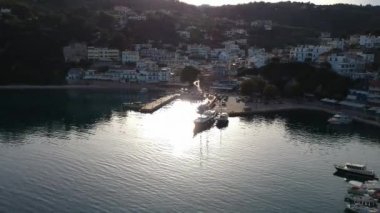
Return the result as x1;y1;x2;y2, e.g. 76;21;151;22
328;113;352;124
216;112;229;128
335;163;377;179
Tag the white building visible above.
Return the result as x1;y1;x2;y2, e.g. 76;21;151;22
121;51;139;64
139;48;175;63
349;35;360;46
63;43;87;63
359;35;380;49
135;43;152;51
83;66;169;83
251;20;273;30
328;53;366;79
136;60;170;83
83;68;138;82
224;29;248;38
210;48;225;60
290;45;331;63
325;39;346;50
137;60;158;71
212;62;229;78
247;48;268;69
225;43;245;58
128;15;146;21
177;31;191;40
66;68;84;81
217;51;230;62
87;47;120;62
356;52;375;64
112;6;131;27
0;8;11;15
187;44;210;59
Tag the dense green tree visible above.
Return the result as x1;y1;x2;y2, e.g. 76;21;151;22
284;79;302;97
263;84;278;99
259;63;352;99
180;66;200;83
240;79;255;96
109;33;128;50
240;77;267;96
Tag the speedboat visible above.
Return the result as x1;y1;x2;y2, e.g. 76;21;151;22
335;163;377;179
216;112;229;128
328;113;352;124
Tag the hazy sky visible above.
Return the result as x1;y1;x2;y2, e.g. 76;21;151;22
179;0;380;6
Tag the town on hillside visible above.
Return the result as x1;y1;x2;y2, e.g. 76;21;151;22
62;6;380;123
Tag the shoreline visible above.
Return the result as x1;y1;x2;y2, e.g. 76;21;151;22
223;97;380;128
230;106;380;128
0;84;169;91
0;86;379;128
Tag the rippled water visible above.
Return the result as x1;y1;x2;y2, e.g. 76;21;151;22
0;90;379;213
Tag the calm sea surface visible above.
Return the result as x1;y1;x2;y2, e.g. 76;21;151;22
0;90;379;213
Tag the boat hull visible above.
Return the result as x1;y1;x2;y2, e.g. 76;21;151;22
194;117;214;132
335;166;377;179
216;120;229;128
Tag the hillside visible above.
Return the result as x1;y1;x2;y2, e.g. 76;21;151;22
0;0;379;84
204;2;380;36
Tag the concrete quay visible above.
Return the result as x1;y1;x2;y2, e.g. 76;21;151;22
140;94;180;113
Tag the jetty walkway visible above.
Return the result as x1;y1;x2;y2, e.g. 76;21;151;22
140;94;180;113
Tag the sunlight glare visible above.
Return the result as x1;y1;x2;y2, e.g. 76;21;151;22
131;100;200;157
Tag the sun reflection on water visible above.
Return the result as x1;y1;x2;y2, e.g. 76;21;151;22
128;100;201;157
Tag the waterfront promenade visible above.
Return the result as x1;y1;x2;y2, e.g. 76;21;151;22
219;96;380;128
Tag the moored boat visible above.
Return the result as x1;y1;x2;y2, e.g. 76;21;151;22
194;110;216;127
216;112;229;128
345;203;379;213
197;103;210;113
335;163;377;179
328;113;352;124
348;182;380;198
344;194;378;207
